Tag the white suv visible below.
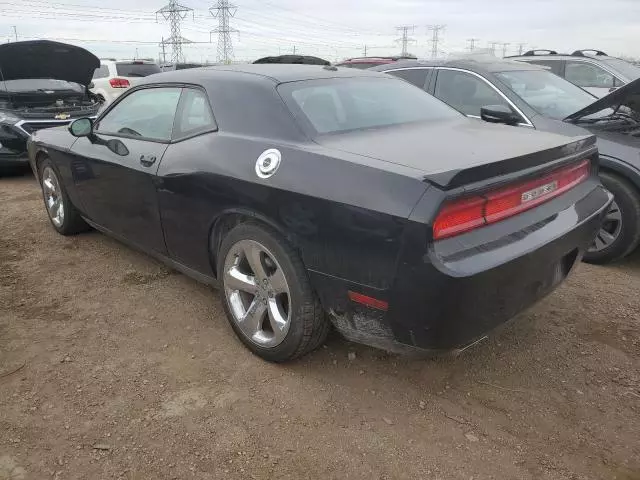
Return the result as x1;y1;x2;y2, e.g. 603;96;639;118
91;59;161;104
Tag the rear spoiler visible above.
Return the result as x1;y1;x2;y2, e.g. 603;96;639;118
423;136;597;190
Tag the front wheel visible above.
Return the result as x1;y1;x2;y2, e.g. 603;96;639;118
583;172;640;264
38;158;89;235
217;222;329;362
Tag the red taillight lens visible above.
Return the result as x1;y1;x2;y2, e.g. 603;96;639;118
109;78;130;88
433;160;591;240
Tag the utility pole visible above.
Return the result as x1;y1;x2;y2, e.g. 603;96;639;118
12;26;17;42
489;41;500;56
293;45;296;55
395;25;416;57
517;43;526;55
160;37;167;64
363;45;367;57
427;24;445;59
156;0;193;64
501;42;510;58
466;38;479;52
210;0;238;64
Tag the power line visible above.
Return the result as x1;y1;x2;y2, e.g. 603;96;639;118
156;0;194;64
395;25;416;57
466;37;479;52
427;24;445;59
210;0;238;63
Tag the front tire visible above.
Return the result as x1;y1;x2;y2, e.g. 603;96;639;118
217;222;329;362
38;158;89;235
584;172;640;264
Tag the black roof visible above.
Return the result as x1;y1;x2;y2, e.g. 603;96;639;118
143;63;386;84
253;55;330;66
369;56;545;74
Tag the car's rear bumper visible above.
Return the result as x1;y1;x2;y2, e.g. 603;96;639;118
314;183;613;353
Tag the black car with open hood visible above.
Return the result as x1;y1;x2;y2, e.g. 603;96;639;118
372;57;640;264
0;40;101;171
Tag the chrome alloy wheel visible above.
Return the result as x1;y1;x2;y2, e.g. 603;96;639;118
42;166;65;228
223;239;291;348
589;199;623;253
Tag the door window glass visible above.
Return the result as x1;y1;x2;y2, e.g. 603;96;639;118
565;62;616;88
174;89;216;138
388;68;430;89
434;69;516;118
96;87;181;141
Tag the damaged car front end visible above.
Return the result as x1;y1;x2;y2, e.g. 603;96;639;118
0;40;101;171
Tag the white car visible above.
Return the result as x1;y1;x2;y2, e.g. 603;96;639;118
91;59;161;104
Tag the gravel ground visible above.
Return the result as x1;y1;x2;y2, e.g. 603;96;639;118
1;172;639;480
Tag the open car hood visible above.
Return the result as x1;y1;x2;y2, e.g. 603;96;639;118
565;76;640;122
0;40;99;86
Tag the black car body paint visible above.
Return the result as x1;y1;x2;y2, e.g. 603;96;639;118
28;65;612;353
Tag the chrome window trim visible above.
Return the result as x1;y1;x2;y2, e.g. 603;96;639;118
561;58;625;85
435;67;534;127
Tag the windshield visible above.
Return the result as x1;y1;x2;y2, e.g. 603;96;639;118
0;78;84;93
602;58;640;81
115;62;161;77
495;69;600;119
278;77;460;135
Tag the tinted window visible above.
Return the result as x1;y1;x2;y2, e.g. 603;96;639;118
278;77;459;135
174;89;216;138
565;61;616;88
388;68;429;89
115;62;161;77
93;65;110;79
434;69;516;118
97;87;181;141
495;69;598;120
601;58;640;81
520;59;562;75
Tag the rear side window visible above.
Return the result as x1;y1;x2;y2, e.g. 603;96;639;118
93;65;110;79
174;89;217;139
388;68;429;89
115;62;161;77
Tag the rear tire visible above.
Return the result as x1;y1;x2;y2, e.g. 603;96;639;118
583;172;640;264
217;222;329;362
38;158;89;236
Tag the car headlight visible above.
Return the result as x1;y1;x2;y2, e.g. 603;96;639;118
0;111;20;124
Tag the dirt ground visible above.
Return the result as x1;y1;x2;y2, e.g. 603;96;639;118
0;172;639;480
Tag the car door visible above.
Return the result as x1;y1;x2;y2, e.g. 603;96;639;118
432;68;529;125
70;86;182;254
564;60;622;97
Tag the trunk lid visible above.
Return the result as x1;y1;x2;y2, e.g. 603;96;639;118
564;76;640;122
315;118;596;189
0;40;99;86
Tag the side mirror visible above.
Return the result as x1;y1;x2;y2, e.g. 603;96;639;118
480;105;521;126
69;118;93;137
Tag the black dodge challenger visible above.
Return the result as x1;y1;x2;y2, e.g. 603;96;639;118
28;65;612;362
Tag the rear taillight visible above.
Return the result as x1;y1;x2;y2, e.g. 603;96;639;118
109;78;130;88
433;159;591;240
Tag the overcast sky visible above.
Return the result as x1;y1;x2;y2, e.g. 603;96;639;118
0;0;638;63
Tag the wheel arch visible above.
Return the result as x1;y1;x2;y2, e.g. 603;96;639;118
33;149;50;183
208;207;296;279
599;156;640;193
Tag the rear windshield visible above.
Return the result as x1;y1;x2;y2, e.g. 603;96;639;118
115;62;161;77
278;77;460;135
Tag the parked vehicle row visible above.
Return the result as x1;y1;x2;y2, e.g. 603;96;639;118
91;58;161;104
372;56;640;264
